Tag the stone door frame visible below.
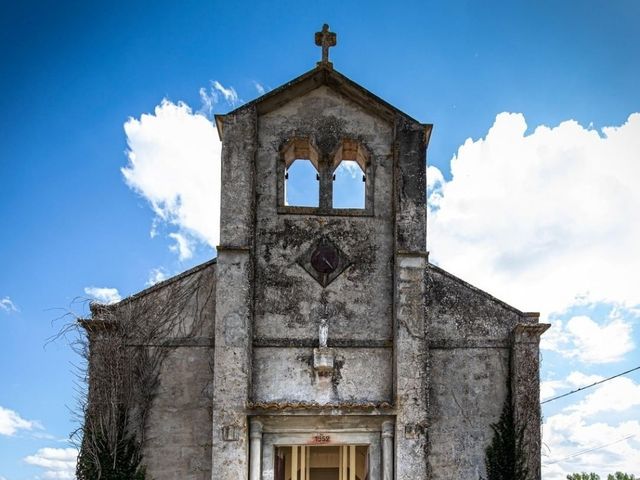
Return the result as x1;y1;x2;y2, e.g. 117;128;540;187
250;416;393;480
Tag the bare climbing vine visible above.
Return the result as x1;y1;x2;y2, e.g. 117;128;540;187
55;263;215;479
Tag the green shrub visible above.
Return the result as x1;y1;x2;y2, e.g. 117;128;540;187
76;408;145;480
485;392;528;480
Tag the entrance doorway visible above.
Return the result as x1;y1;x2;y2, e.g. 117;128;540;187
253;416;390;480
274;445;369;480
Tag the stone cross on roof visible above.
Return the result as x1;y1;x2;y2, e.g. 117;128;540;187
315;24;337;67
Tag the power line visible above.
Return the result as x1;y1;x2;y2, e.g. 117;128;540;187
543;434;637;465
541;365;640;404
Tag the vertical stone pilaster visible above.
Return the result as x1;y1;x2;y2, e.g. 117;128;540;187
212;107;257;480
249;419;263;480
394;116;429;254
381;420;394;480
211;249;253;479
218;107;257;249
511;323;550;480
319;155;333;211
394;253;428;480
393;115;430;479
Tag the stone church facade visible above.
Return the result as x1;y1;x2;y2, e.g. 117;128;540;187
83;27;548;480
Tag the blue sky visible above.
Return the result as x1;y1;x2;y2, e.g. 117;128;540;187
1;0;639;478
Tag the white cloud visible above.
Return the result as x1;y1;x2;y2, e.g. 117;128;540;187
336;160;363;178
0;296;18;313
542;314;635;364
429;113;640;477
253;81;266;95
565;371;605;387
199;87;216;117
543;418;640;479
426;164;444;196
539;320;567;353
541;371;606;401
541;379;566;400
566;377;640;417
168;232;194;260
428;113;640;317
198;80;241;116
146;267;169;287
0;406;35;436
122;99;221;259
212;80;239;106
565;316;634;363
24;447;77;480
84;286;122;305
542;375;640;478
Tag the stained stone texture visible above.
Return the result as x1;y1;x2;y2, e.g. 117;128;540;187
144;346;214;480
86;260;216;480
82;62;548;480
253;347;393;403
425;263;546;479
253;85;395;346
512;324;549;479
428;348;510;479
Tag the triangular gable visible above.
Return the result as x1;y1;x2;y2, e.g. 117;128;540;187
215;64;431;141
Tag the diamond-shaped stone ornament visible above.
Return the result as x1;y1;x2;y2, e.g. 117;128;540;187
297;237;350;287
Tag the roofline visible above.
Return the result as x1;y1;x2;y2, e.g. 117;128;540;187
426;262;533;318
78;318;117;332
89;258;217;316
215;64;431;141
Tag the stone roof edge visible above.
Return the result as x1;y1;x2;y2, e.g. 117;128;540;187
215;64;431;141
89;258;217;317
426;262;538;319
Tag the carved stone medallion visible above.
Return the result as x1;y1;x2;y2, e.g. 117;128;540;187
298;237;350;287
310;243;339;274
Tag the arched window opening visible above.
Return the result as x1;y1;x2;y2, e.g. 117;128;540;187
332;160;365;209
285;159;319;207
332;139;369;209
283;138;320;207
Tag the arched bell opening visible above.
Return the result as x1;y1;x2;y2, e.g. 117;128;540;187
331;139;370;210
282;138;320;207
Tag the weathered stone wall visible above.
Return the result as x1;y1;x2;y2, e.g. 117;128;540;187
512;323;548;480
88;260;216;480
82;67;548;480
428;347;510;479
137;262;216;480
252;86;395;403
253;347;392;403
143;343;214;480
393;117;430;479
425;263;537;479
211;106;258;480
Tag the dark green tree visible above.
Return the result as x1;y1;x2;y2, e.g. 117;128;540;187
76;408;146;480
607;473;637;480
567;474;600;480
484;391;528;480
